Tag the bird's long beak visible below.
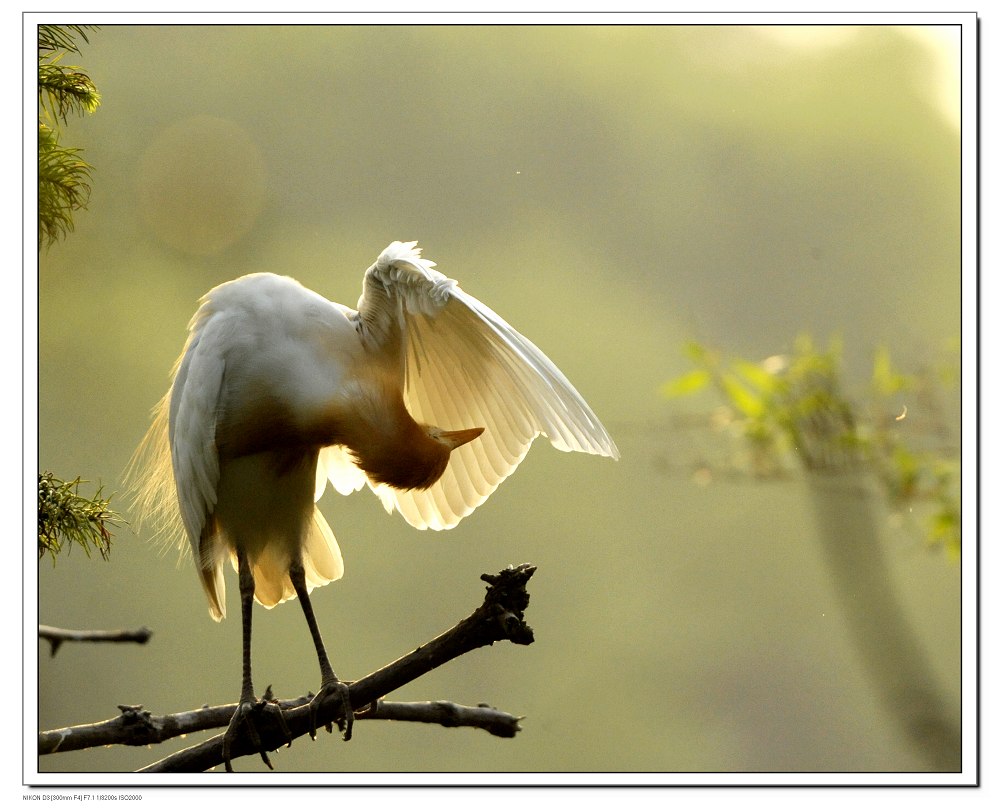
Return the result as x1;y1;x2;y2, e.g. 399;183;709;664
438;426;485;450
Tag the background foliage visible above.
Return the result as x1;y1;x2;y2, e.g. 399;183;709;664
37;24;100;250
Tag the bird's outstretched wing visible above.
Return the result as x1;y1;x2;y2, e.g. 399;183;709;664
354;240;619;530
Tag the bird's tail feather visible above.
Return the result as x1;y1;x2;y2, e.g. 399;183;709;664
251;507;344;609
199;561;227;622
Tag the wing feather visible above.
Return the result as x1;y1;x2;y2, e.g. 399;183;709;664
168;315;227;559
359;241;618;530
316;444;367;499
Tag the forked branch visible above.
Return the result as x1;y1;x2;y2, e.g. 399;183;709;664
39;564;536;772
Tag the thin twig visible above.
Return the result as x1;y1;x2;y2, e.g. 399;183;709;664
365;700;523;738
39;625;153;657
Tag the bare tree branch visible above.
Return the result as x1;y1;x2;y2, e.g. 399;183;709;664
39;625;152;657
39;564;536;772
363;699;523;737
39;698;520;755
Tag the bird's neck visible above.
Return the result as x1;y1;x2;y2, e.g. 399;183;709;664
346;397;450;491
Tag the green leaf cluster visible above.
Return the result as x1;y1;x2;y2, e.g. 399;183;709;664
38;25;100;250
663;335;961;556
38;472;118;563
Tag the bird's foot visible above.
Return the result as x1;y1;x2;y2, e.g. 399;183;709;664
222;687;291;772
307;678;354;742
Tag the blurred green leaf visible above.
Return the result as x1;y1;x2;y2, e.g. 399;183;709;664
732;358;779;394
929;503;960;558
661;368;712;398
872;345;911;396
682;340;712;366
720;372;764;418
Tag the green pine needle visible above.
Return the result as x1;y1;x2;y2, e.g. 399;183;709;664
38;472;119;563
37;25;100;251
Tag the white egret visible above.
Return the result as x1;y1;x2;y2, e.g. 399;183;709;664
132;240;618;769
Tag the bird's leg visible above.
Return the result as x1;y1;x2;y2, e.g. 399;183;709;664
222;549;290;772
289;559;354;742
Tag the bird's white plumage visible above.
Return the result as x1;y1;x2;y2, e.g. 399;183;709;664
139;273;361;618
131;241;618;619
168;314;224;552
315;444;366;499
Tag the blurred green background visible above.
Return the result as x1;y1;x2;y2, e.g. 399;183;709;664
36;24;961;775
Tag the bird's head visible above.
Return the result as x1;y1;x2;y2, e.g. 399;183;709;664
356;422;485;492
413;425;485;488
